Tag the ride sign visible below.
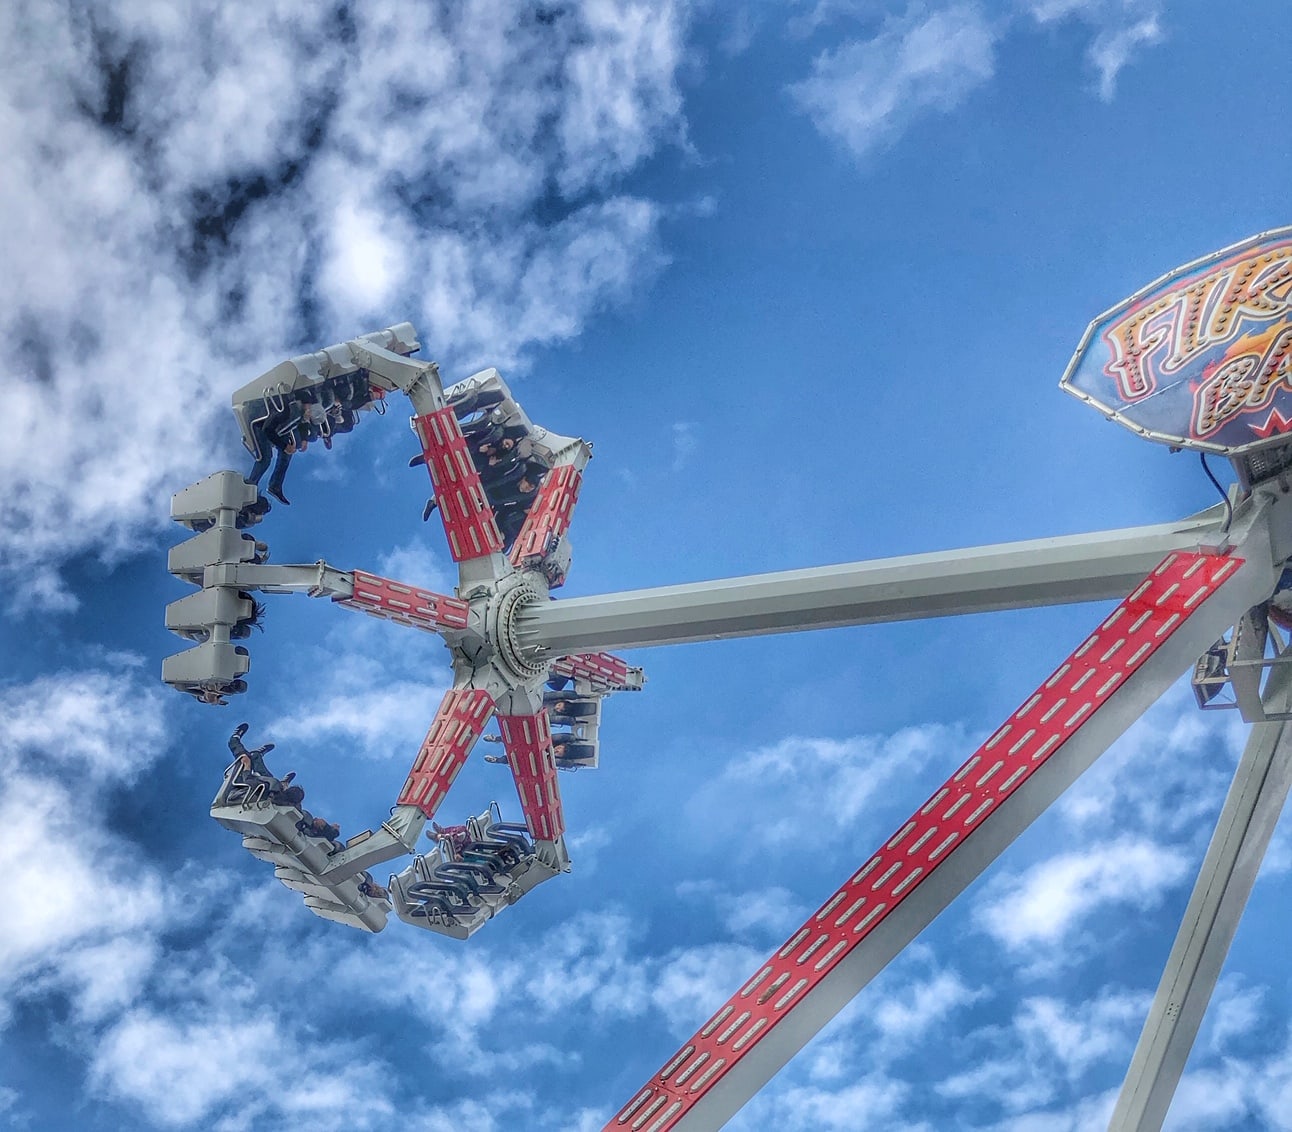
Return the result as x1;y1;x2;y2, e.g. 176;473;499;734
1061;227;1292;455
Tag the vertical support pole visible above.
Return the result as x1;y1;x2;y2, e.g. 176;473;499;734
1108;663;1292;1132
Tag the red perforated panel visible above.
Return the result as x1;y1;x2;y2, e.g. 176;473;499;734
398;689;495;817
510;464;583;579
551;651;637;692
413;410;505;562
337;570;470;633
606;550;1242;1132
497;711;566;842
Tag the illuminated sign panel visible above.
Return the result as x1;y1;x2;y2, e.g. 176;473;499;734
1061;228;1292;455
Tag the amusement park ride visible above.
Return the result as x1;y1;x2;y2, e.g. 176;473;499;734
164;228;1292;1130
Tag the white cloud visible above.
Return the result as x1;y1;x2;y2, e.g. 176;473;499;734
933;988;1146;1122
788;3;997;159
976;836;1189;951
376;539;456;597
1087;15;1162;100
1019;0;1165;100
0;1;688;608
0;780;167;1008
89;1008;395;1131
671;420;699;471
269;603;454;757
1205;977;1264;1054
557;0;688;193
649;940;767;1033
732;1072;914;1132
787;0;1170;164
1057;684;1246;843
676;879;808;939
1015;991;1147;1078
0;667;168;782
273;660;452;757
873;968;986;1045
689;722;965;851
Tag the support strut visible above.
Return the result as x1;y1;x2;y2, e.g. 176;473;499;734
519;510;1229;656
1108;662;1292;1131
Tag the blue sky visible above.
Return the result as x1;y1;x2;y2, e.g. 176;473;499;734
2;1;1292;1129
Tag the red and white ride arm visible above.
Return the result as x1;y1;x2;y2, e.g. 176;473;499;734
496;709;566;843
397;688;495;820
413;408;505;563
510;462;583;581
335;569;470;634
550;651;644;694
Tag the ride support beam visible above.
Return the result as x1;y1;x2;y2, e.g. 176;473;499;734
1108;663;1292;1132
348;340;445;416
519;510;1229;656
607;546;1278;1132
398;689;495;818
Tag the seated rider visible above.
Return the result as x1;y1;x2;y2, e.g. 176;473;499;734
297;813;341;842
543;693;598;725
551;732;596;762
448;385;507;418
358;875;389;901
226;724;303;806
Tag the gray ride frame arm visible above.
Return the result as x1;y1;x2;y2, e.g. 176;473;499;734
319;804;428;883
201;560;357;599
517;506;1232;655
350;341;446;416
1108;661;1292;1132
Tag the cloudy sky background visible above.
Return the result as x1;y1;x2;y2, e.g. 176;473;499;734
3;1;1291;1128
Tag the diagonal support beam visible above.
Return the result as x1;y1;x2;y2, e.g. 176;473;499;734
510;463;582;584
519;511;1229;656
1108;662;1292;1132
606;547;1279;1132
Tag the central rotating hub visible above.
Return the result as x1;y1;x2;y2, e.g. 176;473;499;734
488;575;549;681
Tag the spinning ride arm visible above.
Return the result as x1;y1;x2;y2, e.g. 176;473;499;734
412;406;507;574
495;705;569;867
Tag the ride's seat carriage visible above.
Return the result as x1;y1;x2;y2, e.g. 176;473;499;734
165;228;1292;1132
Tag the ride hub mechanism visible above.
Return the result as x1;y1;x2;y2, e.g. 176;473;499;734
165;228;1292;1132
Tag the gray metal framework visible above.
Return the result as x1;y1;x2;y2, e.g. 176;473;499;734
163;319;1292;1132
515;509;1230;654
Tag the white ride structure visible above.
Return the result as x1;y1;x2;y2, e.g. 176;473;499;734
164;228;1292;1131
